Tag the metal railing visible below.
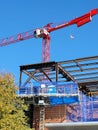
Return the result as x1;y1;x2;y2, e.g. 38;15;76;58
18;82;79;97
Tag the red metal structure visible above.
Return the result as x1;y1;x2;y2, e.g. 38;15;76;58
0;9;98;62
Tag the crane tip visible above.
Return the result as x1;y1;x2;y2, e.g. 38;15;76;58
91;8;98;16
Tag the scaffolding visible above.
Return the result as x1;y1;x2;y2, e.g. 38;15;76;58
18;82;98;122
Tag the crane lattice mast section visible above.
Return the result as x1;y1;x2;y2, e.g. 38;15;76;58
0;9;98;62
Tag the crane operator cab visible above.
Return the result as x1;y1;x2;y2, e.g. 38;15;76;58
34;28;49;39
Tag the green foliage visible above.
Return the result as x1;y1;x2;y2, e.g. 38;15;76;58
0;73;32;130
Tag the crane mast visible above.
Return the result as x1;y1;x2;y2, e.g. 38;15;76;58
0;8;98;62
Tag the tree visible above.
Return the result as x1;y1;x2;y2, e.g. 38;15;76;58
0;73;32;130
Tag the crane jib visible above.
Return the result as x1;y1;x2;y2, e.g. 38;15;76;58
0;8;98;62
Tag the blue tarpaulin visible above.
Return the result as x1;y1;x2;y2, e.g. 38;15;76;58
49;96;79;105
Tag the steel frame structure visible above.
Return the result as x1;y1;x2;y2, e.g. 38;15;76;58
19;55;98;95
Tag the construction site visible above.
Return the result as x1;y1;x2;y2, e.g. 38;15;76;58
0;8;98;130
18;56;98;130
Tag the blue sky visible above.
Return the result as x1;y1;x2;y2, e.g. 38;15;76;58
0;0;98;83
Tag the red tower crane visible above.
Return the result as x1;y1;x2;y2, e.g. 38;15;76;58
0;9;98;62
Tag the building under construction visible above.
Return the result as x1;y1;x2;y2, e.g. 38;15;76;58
18;55;98;130
0;8;98;130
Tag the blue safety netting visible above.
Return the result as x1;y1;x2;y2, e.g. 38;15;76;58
19;82;79;105
66;95;98;122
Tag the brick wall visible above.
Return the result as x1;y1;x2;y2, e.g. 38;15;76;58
30;103;98;130
45;105;66;123
33;105;66;130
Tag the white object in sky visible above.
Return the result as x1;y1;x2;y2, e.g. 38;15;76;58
70;35;75;39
